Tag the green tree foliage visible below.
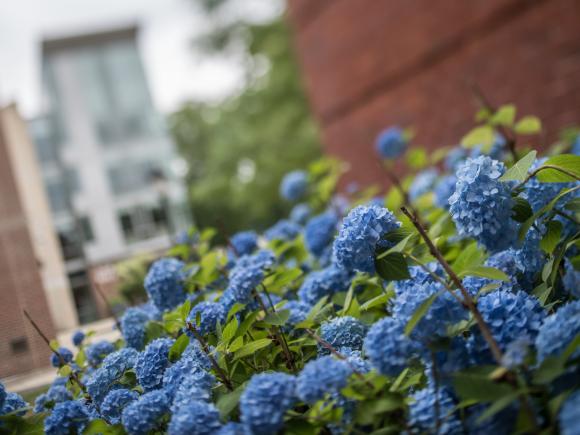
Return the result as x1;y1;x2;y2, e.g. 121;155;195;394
170;6;321;238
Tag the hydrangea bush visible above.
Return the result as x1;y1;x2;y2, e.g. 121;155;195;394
1;103;580;434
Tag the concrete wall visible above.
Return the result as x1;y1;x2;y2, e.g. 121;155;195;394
287;0;580;187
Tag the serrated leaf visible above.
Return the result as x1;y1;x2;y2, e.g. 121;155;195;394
234;338;272;359
375;252;410;281
500;150;536;182
536;154;580;182
539;220;563;253
490;104;516;127
514;116;541;134
459;266;509;282
461;125;495;149
168;334;190;362
404;290;444;336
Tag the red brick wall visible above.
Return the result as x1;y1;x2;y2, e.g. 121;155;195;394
287;0;580;187
0;119;55;378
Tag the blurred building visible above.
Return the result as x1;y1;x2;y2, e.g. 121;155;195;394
0;104;61;378
287;0;580;187
29;25;191;324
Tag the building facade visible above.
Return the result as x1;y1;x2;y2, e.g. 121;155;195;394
287;0;580;188
29;26;190;324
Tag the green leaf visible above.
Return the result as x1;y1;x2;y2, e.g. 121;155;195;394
375;252;410;281
475;107;492;122
533;356;566;384
406;148;428;169
453;372;513;402
49;339;60;352
262;268;303;292
222;317;239;344
168;334;190;362
458;266;509;282
360;292;391;311
499;150;536;182
180;300;192;320
475;394;519;424
490;104;516;127
461;125;495;150
234;338;272;359
514;116;541;134
511;197;533;223
216;385;245;418
564;197;580;212
84;419;125;435
536;154;580;182
452;242;486;274
532;283;551;306
228;336;244;352
263;310;290;326
144;321;165;344
404;290;444;336
58;365;72;377
540;220;563;253
341;285;355;315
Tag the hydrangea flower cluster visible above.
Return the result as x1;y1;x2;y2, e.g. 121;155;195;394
144;258;187;312
230;231;258;257
279;170;308;201
375;126;407;159
449;156;518;252
333;204;400;273
9;120;580;435
304;210;338;257
240;373;296;435
50;347;73;368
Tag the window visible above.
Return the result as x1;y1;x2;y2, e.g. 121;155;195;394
46;180;68;212
79;216;94;242
118;205;169;243
10;337;29;354
107;161;161;195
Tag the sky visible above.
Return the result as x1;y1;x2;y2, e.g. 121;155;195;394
0;0;281;118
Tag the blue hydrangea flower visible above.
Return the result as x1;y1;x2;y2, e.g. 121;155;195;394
305;211;338;257
135;338;173;391
501;335;531;369
163;341;213;400
515;225;546;289
364;317;420;376
72;331;85;347
466;403;516;435
434;175;457;210
0;383;5;412
280;170;308;201
563;260;580;299
144;258;187;312
535;301;580;362
50;347;73;368
85;340;115;366
333;205;401;273
101;389;139;424
122;390;170;435
230;231;258;257
341;348;372;374
559;391;580;435
223;250;275;305
296;356;351;404
522;158;575;212
444;146;469;172
449;156;518;252
168;400;222;435
264;219;301;241
85;348;139;404
289;203;311;225
34;385;72;413
170;369;215;412
409;169;438;202
44;400;91;435
392;265;467;342
320;316;367;354
297;265;352;306
284;300;311;327
240;373;296;435
1;392;28;416
188;301;226;335
470;290;544;363
375;126;407;159
429;337;472;386
216;422;248;435
121;307;151;350
408;386;462;435
463;248;521;296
